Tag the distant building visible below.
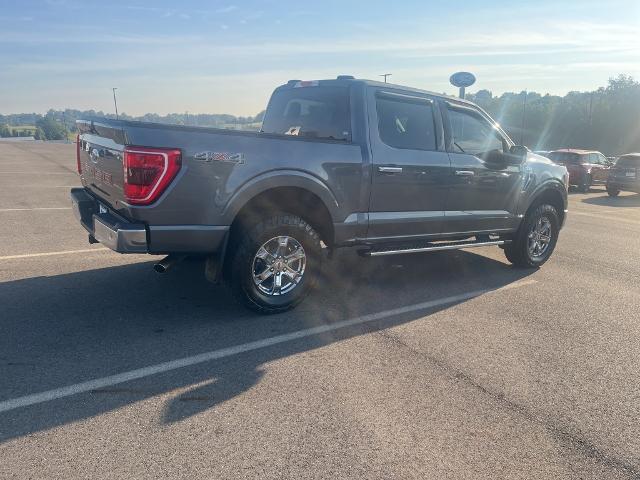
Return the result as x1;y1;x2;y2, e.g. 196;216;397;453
0;136;36;142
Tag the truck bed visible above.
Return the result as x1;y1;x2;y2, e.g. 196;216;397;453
75;117;364;252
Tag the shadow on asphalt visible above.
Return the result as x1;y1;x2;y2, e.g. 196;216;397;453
0;249;534;441
568;186;606;195
581;193;640;208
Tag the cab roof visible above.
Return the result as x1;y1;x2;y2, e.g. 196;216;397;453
279;76;476;106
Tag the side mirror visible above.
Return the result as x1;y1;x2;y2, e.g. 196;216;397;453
508;145;529;164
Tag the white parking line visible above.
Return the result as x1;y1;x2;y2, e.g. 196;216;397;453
0;248;109;261
0;207;72;212
0;279;536;414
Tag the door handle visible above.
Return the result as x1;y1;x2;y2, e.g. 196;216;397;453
455;170;475;176
378;166;403;174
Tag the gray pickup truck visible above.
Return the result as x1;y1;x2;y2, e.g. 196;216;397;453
71;76;568;313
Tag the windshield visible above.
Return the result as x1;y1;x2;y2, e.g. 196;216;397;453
261;86;351;141
548;152;581;164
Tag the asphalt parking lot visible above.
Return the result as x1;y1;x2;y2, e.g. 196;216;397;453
1;141;639;479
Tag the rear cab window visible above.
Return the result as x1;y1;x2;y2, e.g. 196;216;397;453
261;85;351;141
617;156;640;168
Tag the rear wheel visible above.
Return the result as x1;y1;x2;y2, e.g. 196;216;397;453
504;204;559;268
227;214;323;314
607;185;620;197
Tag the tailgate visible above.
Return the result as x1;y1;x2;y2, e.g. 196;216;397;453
77;120;127;209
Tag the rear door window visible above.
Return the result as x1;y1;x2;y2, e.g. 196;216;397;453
376;95;437;151
261;86;351;141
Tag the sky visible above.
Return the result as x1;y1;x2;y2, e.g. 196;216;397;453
1;0;639;116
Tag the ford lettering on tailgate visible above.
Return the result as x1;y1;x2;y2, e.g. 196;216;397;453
82;160;114;186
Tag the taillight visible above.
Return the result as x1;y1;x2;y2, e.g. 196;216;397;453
76;134;82;174
123;147;181;205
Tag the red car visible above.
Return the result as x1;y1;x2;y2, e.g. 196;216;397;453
548;149;610;192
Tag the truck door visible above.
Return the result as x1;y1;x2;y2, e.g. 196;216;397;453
366;89;450;241
442;101;524;233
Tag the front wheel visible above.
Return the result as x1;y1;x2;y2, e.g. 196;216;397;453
227;214;323;314
504;204;560;268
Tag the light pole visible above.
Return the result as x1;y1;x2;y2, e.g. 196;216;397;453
380;73;392;83
520;90;527;146
112;87;119;119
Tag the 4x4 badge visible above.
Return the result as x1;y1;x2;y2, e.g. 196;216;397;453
194;151;245;164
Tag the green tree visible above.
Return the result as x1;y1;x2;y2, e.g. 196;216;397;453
34;127;46;140
35;115;68;140
468;74;640;154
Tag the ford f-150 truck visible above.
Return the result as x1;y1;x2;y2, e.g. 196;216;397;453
71;76;568;313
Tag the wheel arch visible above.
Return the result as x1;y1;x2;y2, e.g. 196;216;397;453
223;172;339;247
524;181;567;227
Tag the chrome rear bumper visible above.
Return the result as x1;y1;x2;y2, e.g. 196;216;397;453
70;188;147;253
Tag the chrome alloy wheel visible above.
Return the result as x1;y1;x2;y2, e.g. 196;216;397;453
251;236;306;296
528;216;552;258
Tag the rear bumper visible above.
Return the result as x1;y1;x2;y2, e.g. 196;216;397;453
607;178;640;193
70;188;229;254
71;188;147;253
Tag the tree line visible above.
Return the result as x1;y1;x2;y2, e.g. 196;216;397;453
0;110;266;141
467;75;640;155
2;75;638;154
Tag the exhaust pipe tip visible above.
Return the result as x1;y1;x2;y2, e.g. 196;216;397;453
153;254;185;274
153;263;168;274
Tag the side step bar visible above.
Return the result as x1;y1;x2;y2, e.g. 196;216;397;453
362;239;510;257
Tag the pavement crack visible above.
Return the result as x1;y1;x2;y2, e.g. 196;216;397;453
375;329;640;478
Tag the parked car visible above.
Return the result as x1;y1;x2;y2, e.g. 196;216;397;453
606;153;640;196
534;150;550;158
547;149;610;192
71;76;568;313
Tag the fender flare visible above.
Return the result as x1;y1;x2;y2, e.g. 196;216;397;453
221;170;341;225
519;179;567;217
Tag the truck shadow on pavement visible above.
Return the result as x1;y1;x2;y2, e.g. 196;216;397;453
581;193;640;208
0;249;534;441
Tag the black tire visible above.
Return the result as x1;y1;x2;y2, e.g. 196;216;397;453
504;204;560;268
607;185;620;197
579;174;591;193
227;214;322;314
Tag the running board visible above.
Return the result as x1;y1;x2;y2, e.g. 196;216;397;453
362;239;510;257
